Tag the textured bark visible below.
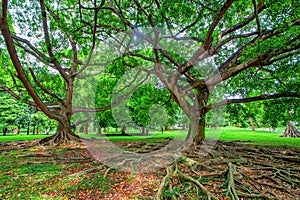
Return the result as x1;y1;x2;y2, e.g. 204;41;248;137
84;120;88;134
27;121;30;135
186;118;205;145
141;127;145;135
3;128;8;136
145;125;150;136
250;117;255;131
97;127;102;135
281;122;300;138
121;126;127;135
39;122;80;145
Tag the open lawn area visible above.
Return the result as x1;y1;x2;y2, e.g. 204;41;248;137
2;127;296;147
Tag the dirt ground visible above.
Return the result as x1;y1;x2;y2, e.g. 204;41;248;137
0;138;299;199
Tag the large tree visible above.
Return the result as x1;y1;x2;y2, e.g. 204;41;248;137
0;0;299;145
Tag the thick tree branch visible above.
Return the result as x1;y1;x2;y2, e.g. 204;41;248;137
0;0;62;122
205;93;300;112
212;31;259;55
176;0;234;76
208;39;300;87
0;84;58;110
252;0;261;35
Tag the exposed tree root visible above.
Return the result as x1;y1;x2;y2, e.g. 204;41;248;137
226;162;239;200
81;139;300;199
153;141;300;199
155;158;218;200
38;131;81;146
1;138;299;199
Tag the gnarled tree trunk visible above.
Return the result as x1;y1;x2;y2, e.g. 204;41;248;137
188;85;209;145
84;120;88;134
39;105;80;145
39;121;80;145
186;117;205;145
281;122;300;138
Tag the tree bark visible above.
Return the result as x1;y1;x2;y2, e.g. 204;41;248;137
281;122;300;138
27;121;30;135
3;128;8;136
39;121;80;145
186;118;205;145
189;86;209;145
141;126;145;135
97;127;102;135
145;125;150;136
250;117;255;131
39;105;80;145
121;126;126;135
84;120;88;134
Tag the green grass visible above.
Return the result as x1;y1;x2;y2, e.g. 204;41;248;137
0;133;51;142
207;127;300;148
1;127;299;148
78;127;300;148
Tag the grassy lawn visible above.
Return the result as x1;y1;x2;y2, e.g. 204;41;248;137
0;134;53;142
208;127;300;148
1;127;299;148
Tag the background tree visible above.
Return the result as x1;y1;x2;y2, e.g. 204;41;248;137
0;92;22;135
128;84;180;135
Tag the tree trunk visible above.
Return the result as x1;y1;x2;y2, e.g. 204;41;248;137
281;122;300;138
36;125;39;135
27;121;30;135
3;128;8;136
93;121;96;132
250;117;255;131
145;125;150;136
141;126;145;135
97;127;102;135
84;120;88;134
39;121;80;145
121;126;126;135
186;118;205;145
